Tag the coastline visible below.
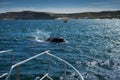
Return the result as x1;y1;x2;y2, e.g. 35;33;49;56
0;10;120;20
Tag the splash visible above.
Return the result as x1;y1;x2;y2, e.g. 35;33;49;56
35;36;44;42
33;30;50;42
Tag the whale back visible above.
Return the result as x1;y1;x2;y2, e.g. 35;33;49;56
46;37;65;43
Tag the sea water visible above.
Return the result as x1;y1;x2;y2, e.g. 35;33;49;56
0;19;120;80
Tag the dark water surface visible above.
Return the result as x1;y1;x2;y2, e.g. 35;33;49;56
0;19;120;80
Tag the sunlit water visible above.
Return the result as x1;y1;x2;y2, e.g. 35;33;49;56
0;19;120;80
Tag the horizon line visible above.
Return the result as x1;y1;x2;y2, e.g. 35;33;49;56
0;10;120;14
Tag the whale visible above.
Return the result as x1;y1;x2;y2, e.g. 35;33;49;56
46;37;66;43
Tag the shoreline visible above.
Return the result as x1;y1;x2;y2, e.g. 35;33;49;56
0;10;120;20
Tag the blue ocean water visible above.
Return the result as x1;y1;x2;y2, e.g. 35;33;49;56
0;19;120;80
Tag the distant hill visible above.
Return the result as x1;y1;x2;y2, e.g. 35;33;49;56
0;11;57;20
0;10;120;20
66;10;120;19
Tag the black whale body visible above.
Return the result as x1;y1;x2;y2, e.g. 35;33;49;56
46;37;66;43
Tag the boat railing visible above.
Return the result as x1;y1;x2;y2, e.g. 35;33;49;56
5;50;84;80
0;49;14;79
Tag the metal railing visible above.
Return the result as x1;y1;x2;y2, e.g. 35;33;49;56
0;49;14;79
0;50;13;54
5;50;84;80
35;73;53;80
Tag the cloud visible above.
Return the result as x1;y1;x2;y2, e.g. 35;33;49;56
0;2;14;5
90;2;106;5
38;7;115;13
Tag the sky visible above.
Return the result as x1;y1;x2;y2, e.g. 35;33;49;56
0;0;120;13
